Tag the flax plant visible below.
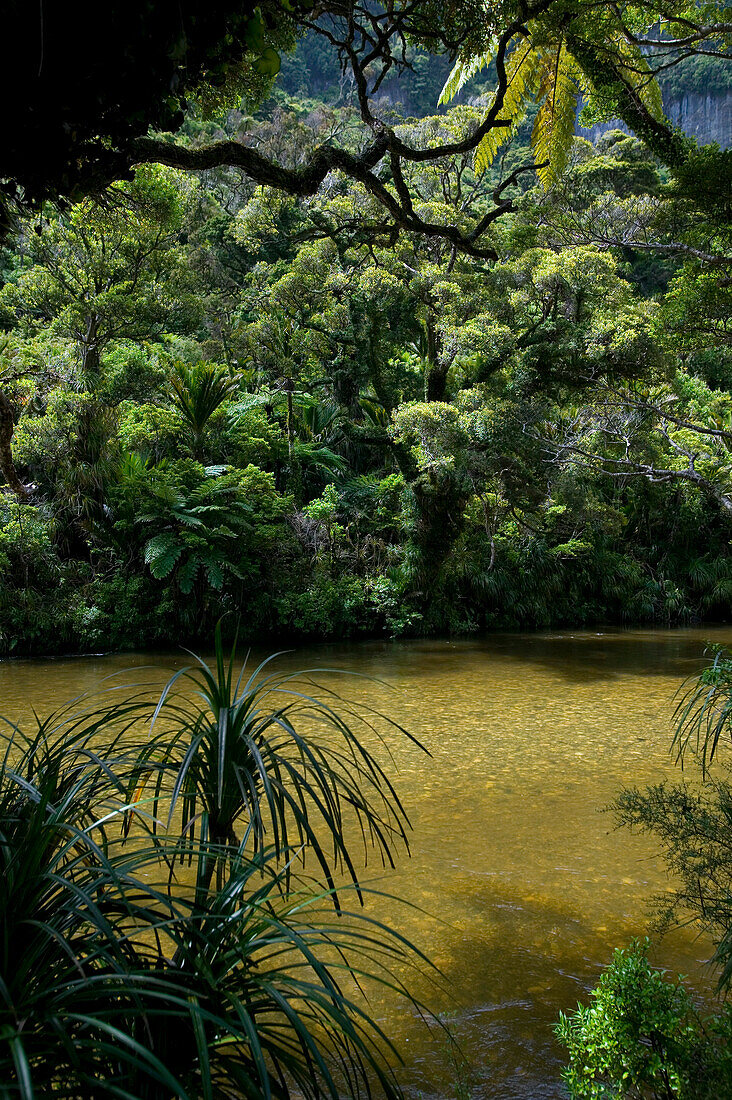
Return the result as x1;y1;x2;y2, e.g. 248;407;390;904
0;639;430;1099
149;625;427;904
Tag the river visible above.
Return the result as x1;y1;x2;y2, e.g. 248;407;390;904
2;626;729;1098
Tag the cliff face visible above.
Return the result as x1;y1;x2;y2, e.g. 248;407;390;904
579;89;731;148
665;90;731;147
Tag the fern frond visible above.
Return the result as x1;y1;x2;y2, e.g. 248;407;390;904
439;41;497;105
144;533;183;579
178;556;201;595
174;511;206;527
532;41;581;189
205;560;225;590
610;32;665;120
474;39;544;174
566;52;593;98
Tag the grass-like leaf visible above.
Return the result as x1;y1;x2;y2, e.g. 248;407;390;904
0;645;433;1099
672;645;732;774
150;624;428;906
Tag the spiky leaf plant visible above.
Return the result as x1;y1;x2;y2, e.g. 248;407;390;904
672;644;732;774
0;705;183;1098
170;360;240;460
0;678;430;1099
150;625;428;903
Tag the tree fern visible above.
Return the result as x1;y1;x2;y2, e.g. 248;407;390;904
169;361;239;460
177;556;201;594
611;33;665;121
136;466;252;594
532;42;583;189
474;40;544;174
204;559;224;590
438;39;498;105
440;22;668;188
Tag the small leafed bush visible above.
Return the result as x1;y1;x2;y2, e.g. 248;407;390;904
556;939;732;1099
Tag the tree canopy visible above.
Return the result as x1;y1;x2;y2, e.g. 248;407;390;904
2;0;730;252
0;0;730;653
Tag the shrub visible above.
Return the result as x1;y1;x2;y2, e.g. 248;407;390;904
557;939;732;1099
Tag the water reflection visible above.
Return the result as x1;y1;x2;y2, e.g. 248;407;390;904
2;626;731;1098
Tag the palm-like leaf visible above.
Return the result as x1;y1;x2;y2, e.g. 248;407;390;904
474;39;544;174
441;23;667;186
135;466;251;594
291;439;347;476
152;625;427;904
145;530;185;578
531;43;583;189
672;645;732;774
164;849;431;1100
438;40;497;105
170;361;239;457
0;708;183;1098
0;682;431;1100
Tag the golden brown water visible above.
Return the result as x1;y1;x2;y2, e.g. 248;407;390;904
2;626;729;1099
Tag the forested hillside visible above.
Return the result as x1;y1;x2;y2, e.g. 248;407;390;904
0;2;730;655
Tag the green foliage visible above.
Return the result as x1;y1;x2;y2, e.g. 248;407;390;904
0;498;60;588
0;41;729;654
169;360;240;458
99;342;169;405
659;53;732;99
151;624;425;897
557;940;732;1099
440;8;671;187
579;650;732;1099
277;571;419;638
117;401;187;462
672;645;732;773
113;459;286;595
0;636;427;1098
0;498;75;653
1;167;199;377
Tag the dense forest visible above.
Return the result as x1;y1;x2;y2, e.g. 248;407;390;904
2;3;732;1099
0;6;730;656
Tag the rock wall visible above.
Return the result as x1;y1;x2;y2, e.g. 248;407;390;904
665;90;731;147
578;89;731;149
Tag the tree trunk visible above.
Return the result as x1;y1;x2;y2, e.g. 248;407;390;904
81;314;101;376
424;310;448;402
0;388;28;500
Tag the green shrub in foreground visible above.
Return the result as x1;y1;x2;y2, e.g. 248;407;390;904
556;939;732;1099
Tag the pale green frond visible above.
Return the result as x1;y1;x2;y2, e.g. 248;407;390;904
439;40;497;105
532;42;581;189
474;40;545;174
610;32;665;120
566;52;593;98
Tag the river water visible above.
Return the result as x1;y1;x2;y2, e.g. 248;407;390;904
2;626;729;1098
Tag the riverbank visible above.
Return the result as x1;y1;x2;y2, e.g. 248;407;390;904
2;628;723;1098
